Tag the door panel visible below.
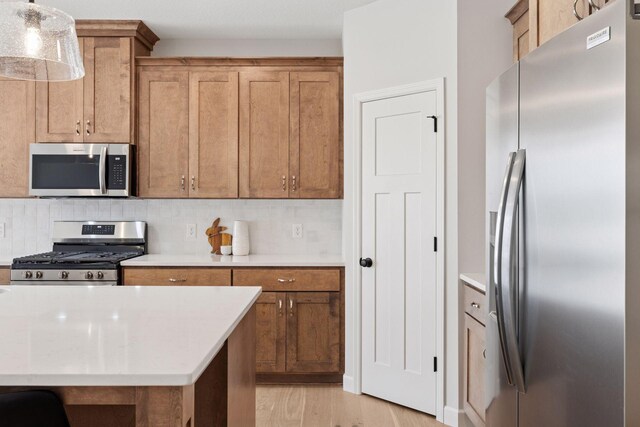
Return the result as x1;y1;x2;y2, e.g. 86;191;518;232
35;39;83;143
255;292;286;373
83;37;131;143
464;314;486;427
289;71;341;198
138;70;189;198
361;90;438;414
239;71;290;198
0;78;34;197
518;5;625;427
286;292;340;373
189;71;239;198
485;64;519;427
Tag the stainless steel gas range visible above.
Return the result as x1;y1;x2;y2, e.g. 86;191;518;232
11;221;146;286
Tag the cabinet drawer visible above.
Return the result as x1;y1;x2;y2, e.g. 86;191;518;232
463;284;486;325
233;269;340;292
123;268;231;286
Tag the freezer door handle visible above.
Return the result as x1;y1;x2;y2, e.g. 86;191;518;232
494;152;516;386
500;148;526;393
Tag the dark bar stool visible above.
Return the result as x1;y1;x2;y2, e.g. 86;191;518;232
0;390;70;427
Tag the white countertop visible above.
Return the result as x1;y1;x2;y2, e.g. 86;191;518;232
0;258;12;267
121;254;345;267
460;273;486;293
0;285;261;387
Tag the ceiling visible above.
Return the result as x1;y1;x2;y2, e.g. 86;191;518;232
37;0;378;39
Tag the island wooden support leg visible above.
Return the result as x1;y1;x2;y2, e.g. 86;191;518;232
227;305;256;427
135;384;194;427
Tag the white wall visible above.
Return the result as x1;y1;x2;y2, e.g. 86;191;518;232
342;0;459;422
154;38;343;56
0;199;341;259
457;1;513;275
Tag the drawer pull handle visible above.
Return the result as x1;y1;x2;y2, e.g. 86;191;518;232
471;302;480;309
483;349;487;359
277;278;296;283
168;278;187;283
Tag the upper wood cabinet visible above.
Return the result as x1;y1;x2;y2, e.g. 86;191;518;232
506;0;602;61
136;58;343;199
0;78;34;197
239;71;290;198
189;71;239;198
36;21;158;143
138;70;190;198
290;72;342;199
138;69;239;198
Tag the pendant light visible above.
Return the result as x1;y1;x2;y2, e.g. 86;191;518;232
0;0;84;81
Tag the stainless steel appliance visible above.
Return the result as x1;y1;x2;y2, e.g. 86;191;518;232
11;221;146;286
486;1;640;425
29;143;133;197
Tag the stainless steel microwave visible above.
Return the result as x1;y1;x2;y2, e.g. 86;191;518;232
29;144;133;197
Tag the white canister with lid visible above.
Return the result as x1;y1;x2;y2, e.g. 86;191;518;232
232;220;250;256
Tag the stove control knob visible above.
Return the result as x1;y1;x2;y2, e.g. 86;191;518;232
96;271;104;279
24;271;32;279
59;271;69;279
35;271;43;279
85;271;94;280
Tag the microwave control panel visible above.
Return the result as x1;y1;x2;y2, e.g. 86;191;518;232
107;155;127;190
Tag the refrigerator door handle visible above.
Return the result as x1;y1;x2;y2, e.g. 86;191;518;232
500;148;527;393
494;151;516;386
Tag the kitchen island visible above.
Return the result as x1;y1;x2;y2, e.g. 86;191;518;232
0;285;260;427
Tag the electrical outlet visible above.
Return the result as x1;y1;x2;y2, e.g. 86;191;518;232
292;224;303;239
0;222;5;238
186;224;197;241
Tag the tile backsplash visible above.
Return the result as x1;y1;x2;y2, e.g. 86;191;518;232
0;199;342;258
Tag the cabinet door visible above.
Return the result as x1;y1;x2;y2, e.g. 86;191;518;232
531;0;590;46
286;292;340;373
0;78;34;197
138;70;189;198
83;37;131;143
239;71;290;198
290;71;341;199
255;292;287;373
35;39;84;143
464;314;486;427
189;71;239;198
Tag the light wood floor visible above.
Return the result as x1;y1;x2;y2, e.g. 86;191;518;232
256;385;446;427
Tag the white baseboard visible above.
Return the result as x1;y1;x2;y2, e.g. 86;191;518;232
443;406;464;427
342;374;357;394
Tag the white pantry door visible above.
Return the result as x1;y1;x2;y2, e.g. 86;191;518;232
361;90;438;414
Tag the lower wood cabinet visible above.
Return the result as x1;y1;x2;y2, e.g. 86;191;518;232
122;267;231;286
235;268;344;382
0;268;10;285
463;284;487;427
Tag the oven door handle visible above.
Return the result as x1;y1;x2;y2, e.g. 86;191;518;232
99;146;107;195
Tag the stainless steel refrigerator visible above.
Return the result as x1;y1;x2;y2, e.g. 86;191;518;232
485;1;640;425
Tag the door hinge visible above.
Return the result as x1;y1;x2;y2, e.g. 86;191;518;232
433;237;438;252
427;115;438;133
433;357;438;372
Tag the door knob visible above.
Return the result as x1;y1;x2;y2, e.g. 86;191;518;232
359;258;373;268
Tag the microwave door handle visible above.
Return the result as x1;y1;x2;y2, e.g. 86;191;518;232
99;146;107;195
500;148;526;393
494;151;516;386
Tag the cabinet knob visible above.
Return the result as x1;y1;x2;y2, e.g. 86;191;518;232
471;302;480;309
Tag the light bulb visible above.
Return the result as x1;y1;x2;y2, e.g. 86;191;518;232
25;27;43;56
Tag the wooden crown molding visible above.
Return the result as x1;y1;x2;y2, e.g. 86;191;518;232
135;57;344;67
75;20;160;51
505;0;529;24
